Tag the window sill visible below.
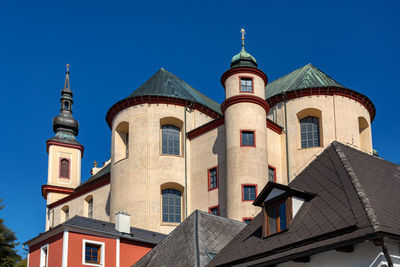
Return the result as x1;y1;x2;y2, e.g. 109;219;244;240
83;262;103;267
160;153;184;158
298;146;322;150
263;228;289;239
161;222;181;226
208;187;218;192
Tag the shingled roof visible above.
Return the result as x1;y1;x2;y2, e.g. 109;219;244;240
134;210;245;267
25;216;166;247
265;63;348;99
127;68;221;114
209;142;400;266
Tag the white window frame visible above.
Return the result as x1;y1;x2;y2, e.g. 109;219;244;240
40;244;49;267
82;239;105;266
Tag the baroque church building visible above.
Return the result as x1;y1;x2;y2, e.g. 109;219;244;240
41;34;375;237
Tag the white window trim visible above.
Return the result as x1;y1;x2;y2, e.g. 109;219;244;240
82;239;105;266
40;244;49;267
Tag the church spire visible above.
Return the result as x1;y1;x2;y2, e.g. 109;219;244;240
52;64;80;142
230;28;258;69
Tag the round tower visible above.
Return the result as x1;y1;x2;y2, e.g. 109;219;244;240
220;29;269;220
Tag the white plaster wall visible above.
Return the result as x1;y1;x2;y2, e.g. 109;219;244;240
278;241;400;267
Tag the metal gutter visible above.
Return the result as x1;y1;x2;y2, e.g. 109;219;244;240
283;95;290;183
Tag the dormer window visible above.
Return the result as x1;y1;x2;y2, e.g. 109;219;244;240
253;182;315;238
266;198;291;235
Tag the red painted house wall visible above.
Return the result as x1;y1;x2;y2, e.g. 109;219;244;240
28;232;63;267
120;239;154;267
67;231;117;267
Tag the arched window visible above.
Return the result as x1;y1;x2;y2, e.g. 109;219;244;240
300;116;320;148
358;117;371;151
114;122;129;162
62;205;69;222
85;196;93;218
59;158;70;178
161;125;180;156
162;189;182;223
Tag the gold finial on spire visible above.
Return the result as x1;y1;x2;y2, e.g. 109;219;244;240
64;64;70;90
240;28;246;48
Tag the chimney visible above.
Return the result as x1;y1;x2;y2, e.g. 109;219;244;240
115;212;131;234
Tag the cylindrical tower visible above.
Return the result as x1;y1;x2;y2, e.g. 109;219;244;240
220;30;269;220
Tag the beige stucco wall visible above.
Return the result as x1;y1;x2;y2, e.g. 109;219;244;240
268;95;373;180
110;103;214;234
47;145;81;189
225;73;266;99
46;183;110;230
267;127;287;184
188;125;226;216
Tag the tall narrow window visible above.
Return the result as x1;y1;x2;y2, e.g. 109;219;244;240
62;205;69;222
125;132;129;158
162;125;180;155
268;166;276;182
208;167;218;190
59;159;70;178
242;185;257;201
40;244;48;267
240;77;253;92
300;116;320;148
88;198;93;218
162;189;181;223
241;130;255;147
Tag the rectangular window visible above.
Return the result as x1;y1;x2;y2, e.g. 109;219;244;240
240;77;253;92
242;185;257;201
266;198;291;236
208;167;218;190
209;206;219;216
82;240;104;266
241;130;255;147
162;189;182;223
162;125;180;156
243;217;253;224
268;166;276;182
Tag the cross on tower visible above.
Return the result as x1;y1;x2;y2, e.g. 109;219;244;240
241;28;246;47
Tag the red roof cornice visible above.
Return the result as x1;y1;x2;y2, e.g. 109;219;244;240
221;67;268;88
46;140;84;157
187;117;283;140
106;95;222;128
42;185;74;199
221;95;270;114
266;87;376;121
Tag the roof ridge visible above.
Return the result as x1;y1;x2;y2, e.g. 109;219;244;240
332;142;380;232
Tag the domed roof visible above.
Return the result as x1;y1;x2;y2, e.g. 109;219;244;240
126;68;221;114
231;47;257;68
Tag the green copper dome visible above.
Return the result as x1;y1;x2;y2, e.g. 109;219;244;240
230;47;258;69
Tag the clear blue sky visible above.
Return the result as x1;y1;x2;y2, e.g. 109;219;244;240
1;0;399;256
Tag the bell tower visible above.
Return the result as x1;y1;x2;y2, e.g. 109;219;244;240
221;29;269;220
43;64;84;229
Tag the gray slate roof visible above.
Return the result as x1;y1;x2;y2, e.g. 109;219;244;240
25;215;166;246
210;142;400;266
127;68;221;114
134;210;245;267
64;216;166;244
266;63;348;99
